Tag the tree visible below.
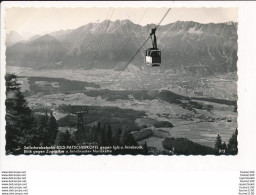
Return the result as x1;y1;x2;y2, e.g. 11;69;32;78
47;112;58;145
105;125;113;146
6;74;20;93
143;142;148;154
120;130;137;146
98;125;106;146
97;121;101;134
34;110;59;146
227;128;238;154
91;125;98;142
119;130;139;154
55;130;75;146
214;134;222;154
32;111;49;146
75;128;86;144
5;74;35;153
234;105;237;113
114;128;122;146
42;111;50;145
221;142;227;150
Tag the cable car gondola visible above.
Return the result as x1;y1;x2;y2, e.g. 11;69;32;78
145;28;161;66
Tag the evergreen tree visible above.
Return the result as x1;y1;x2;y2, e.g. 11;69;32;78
221;142;227;149
31;110;59;146
227;128;238;154
6;74;20;93
120;130;137;146
92;125;98;142
55;130;75;146
214;134;222;154
75;128;86;144
5;74;35;153
97;121;101;134
42;111;49;145
143;142;148;155
73;115;86;144
105;125;113;146
47;112;58;145
30;125;44;147
98;125;106;146
42;111;48;124
114;128;122;146
33;111;49;146
234;105;237;113
119;130;139;154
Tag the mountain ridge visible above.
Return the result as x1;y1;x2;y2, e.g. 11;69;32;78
6;19;238;75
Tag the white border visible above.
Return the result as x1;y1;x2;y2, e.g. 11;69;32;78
1;1;256;173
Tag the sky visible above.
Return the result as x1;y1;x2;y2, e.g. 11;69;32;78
5;7;237;36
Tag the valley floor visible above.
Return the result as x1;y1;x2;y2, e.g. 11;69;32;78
6;66;238;153
7;65;237;100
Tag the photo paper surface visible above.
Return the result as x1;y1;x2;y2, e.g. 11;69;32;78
3;6;238;156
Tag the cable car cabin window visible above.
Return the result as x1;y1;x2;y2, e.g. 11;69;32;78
151;50;160;57
146;50;161;57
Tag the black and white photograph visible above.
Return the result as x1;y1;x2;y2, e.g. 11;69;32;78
4;7;238;155
1;1;256;195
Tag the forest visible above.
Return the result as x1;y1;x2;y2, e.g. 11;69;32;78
6;74;146;155
5;73;237;155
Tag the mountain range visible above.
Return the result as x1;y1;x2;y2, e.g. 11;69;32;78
6;31;24;47
6;20;238;75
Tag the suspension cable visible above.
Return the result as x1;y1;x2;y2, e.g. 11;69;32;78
112;8;148;70
108;36;151;87
108;7;171;87
155;8;171;29
89;8;112;67
89;8;115;69
72;9;115;108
